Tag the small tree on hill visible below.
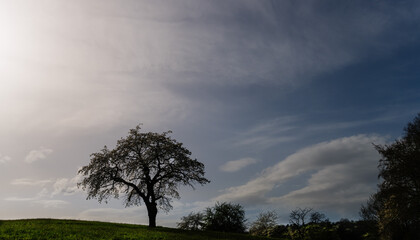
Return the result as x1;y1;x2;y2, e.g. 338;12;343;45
204;202;247;233
289;207;313;240
249;210;278;236
78;125;210;227
177;212;205;231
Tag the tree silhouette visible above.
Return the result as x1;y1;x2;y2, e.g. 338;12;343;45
362;113;420;239
289;207;313;240
177;212;205;231
249;210;278;237
204;202;247;233
78;125;210;227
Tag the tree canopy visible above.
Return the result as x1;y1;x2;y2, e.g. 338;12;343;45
78;125;210;227
204;202;247;233
361;113;420;239
249;210;278;237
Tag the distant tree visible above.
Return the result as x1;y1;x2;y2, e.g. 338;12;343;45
289;207;313;240
78;125;210;227
204;202;246;233
249;210;278;236
177;212;205;231
309;211;328;224
362;114;420;239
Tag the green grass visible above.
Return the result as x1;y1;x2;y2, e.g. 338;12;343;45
0;219;272;240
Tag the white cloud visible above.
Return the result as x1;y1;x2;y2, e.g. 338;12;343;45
25;147;53;163
220;158;259;172
11;178;52;186
215;135;384;215
233;117;298;150
0;153;12;164
52;174;83;196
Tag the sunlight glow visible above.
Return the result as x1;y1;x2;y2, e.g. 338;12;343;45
0;4;24;93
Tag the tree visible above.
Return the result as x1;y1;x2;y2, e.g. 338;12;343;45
177;212;205;231
289;207;313;240
309;211;328;224
77;125;210;227
249;210;278;236
203;202;246;233
362;113;420;239
360;193;382;222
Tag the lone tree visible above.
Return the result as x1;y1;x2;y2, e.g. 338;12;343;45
78;125;210;227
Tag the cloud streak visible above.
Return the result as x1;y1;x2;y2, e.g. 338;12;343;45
11;178;52;187
25;147;53;163
215;135;384;215
220;158;259;172
0;153;11;164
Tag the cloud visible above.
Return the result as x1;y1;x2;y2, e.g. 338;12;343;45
0;153;12;164
51;174;83;196
4;188;69;208
25;147;53;163
232;117;298;150
11;178;52;186
220;158;259;172
1;0;419;138
215;135;385;215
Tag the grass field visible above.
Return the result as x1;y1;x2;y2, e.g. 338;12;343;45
0;219;273;240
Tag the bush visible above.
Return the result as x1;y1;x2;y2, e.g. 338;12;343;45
204;202;247;233
177;212;205;231
249;210;278;237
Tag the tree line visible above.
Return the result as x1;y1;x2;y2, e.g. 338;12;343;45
177;204;378;240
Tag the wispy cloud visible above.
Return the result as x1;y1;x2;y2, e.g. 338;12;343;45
215;135;385;216
220;158;259;172
0;153;12;164
25;147;53;163
232;117;298;150
11;178;52;187
4;188;69;208
52;174;83;196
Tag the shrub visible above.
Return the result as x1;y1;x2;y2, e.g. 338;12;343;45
204;202;247;233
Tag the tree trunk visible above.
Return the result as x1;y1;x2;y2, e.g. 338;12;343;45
147;202;158;228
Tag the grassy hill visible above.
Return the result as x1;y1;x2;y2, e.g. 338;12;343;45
0;219;273;240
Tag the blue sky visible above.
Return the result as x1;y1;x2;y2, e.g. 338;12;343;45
1;0;420;226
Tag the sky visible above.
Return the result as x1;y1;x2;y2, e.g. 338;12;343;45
1;0;420;227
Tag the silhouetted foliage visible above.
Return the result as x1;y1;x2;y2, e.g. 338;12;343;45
289;207;312;240
78;125;210;228
176;205;379;239
204;202;246;233
177;212;205;231
287;208;337;240
360;194;382;222
309;211;328;224
249;210;278;237
336;219;378;240
362;113;420;239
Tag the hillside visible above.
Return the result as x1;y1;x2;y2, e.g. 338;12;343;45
0;219;273;240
